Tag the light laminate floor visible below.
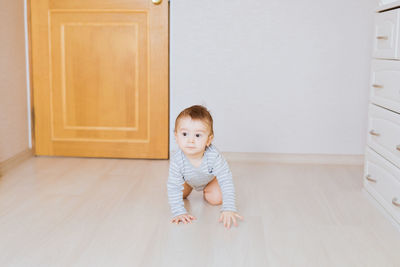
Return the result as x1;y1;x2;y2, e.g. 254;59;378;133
0;156;400;267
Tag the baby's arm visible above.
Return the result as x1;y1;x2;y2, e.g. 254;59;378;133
213;151;244;228
213;153;237;213
167;153;195;223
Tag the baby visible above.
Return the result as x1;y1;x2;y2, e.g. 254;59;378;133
167;105;243;229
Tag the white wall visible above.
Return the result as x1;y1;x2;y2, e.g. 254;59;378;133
170;0;376;154
0;0;29;162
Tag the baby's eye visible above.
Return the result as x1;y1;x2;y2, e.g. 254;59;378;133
195;134;201;138
182;132;187;137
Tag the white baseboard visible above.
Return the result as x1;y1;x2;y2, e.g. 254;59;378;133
0;149;33;176
222;152;364;165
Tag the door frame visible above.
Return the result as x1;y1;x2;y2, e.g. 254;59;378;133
26;0;36;154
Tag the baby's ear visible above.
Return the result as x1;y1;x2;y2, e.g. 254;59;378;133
207;134;214;146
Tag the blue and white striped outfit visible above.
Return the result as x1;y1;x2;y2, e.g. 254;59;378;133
167;144;237;217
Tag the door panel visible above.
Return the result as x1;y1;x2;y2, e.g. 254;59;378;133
49;0;149;10
31;0;168;159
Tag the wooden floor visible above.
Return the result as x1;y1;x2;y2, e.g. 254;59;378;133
0;156;400;267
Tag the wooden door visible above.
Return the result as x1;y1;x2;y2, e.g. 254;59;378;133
30;0;168;159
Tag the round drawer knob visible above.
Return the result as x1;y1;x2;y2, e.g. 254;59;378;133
369;130;380;137
392;198;400;208
366;175;377;183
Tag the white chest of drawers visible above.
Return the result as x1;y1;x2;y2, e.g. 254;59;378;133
364;2;400;225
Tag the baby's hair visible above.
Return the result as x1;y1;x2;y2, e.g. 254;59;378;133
174;105;214;135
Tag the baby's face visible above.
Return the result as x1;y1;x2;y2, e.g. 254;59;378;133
175;117;213;158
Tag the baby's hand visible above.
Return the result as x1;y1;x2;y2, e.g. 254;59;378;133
219;211;244;229
171;214;197;225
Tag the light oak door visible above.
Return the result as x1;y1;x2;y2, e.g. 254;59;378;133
30;0;168;159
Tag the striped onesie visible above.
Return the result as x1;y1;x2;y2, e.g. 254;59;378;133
167;144;237;217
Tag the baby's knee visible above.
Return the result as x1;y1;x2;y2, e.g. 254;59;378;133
203;190;222;206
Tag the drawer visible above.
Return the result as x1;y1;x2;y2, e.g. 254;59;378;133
373;9;400;59
364;148;400;223
367;104;400;168
371;59;400;113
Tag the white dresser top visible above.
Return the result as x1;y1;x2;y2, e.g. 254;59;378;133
377;0;400;12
